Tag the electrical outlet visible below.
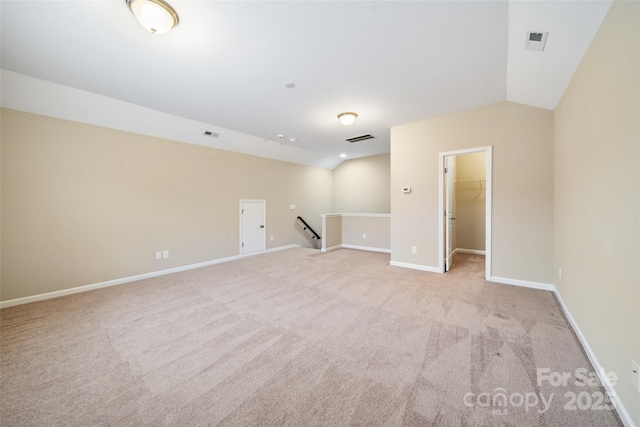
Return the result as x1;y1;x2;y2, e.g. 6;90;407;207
412;246;417;254
270;235;274;241
362;233;367;239
559;267;562;279
155;251;162;260
632;360;639;393
163;250;169;259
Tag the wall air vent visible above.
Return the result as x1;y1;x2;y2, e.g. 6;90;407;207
345;134;375;143
204;130;219;137
525;31;548;51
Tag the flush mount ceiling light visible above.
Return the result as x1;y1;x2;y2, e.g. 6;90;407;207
126;0;179;35
337;112;358;126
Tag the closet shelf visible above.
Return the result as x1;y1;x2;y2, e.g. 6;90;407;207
454;178;485;195
454;178;486;183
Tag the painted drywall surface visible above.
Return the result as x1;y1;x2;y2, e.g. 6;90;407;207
0;109;2;293
322;215;343;249
455;152;486;251
391;101;554;283
333;153;390;213
341;215;390;250
0;109;332;301
554;1;639;423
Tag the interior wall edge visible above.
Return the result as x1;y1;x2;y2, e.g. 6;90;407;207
553;288;635;427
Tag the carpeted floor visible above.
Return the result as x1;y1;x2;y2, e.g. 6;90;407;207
0;248;622;426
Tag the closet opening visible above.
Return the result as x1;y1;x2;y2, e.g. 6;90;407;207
438;146;492;279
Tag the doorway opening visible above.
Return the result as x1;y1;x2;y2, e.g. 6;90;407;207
438;146;492;279
239;199;266;256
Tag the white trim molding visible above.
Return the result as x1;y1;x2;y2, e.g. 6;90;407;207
389;261;440;273
0;256;240;309
265;244;299;254
341;244;391;254
553;289;635;427
489;276;555;291
486;276;634;426
453;248;486;255
0;245;299;309
322;244;390;254
322;213;390;218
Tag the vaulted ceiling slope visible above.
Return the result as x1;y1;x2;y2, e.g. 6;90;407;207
0;1;612;169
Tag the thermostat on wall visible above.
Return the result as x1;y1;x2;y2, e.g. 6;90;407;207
403;187;411;193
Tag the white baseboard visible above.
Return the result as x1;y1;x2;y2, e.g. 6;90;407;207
389;260;440;273
322;244;390;254
2;246;633;427
553;289;635;427
0;245;300;309
453;248;486;255
489;276;634;426
489;276;555;291
341;244;391;254
265;244;299;254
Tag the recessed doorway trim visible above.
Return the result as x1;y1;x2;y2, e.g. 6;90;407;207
438;146;492;280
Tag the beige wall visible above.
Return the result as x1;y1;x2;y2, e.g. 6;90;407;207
1;109;333;301
322;214;390;252
455;151;486;251
333;153;390;213
321;215;342;250
554;0;639;423
341;214;390;251
391;101;554;283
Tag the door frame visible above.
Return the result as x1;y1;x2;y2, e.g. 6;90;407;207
239;199;266;256
445;155;455;271
438;146;492;280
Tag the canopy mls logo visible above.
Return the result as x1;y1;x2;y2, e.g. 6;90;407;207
463;368;618;416
537;367;617;388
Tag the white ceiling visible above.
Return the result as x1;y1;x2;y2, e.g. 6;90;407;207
0;1;612;169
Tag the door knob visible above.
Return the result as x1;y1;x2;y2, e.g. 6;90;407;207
260;225;265;228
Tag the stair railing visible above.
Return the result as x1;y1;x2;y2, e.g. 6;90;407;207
296;216;321;246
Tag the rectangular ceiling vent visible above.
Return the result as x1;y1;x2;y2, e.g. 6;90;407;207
345;134;375;143
204;130;220;138
525;31;548;51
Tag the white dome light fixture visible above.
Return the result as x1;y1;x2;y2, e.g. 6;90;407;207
337;112;358;126
127;0;179;35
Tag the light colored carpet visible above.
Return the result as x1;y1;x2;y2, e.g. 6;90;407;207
1;248;622;426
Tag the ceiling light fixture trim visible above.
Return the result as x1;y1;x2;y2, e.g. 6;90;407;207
126;0;179;34
337;112;358;126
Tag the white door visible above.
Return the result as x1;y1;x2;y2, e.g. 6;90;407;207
445;156;456;271
240;200;265;255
